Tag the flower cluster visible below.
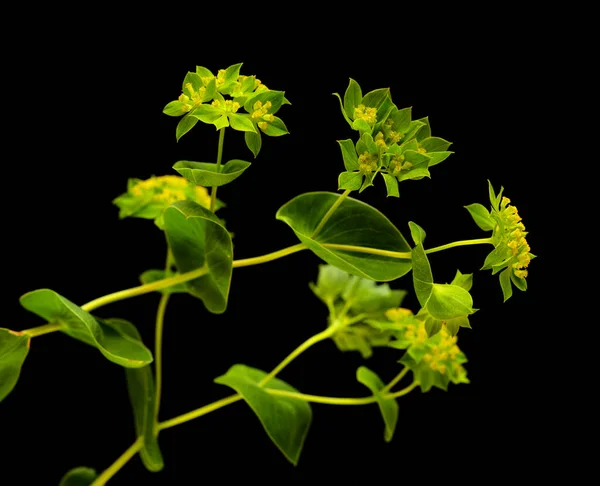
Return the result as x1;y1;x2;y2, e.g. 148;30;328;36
112;175;215;229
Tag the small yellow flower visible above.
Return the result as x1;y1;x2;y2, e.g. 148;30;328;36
354;104;377;125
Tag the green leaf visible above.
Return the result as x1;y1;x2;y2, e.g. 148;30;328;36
219;63;243;94
338;139;359;171
243;90;286;114
411;241;433;307
397;168;431;182
488;180;504;211
59;467;98;486
173;159;251;187
445;315;471;336
511;271;528;291
420;136;452;152
352;118;372;133
362;88;390;110
140;269;187;294
338;171;362;191
427;151;453;167
343;277;406;314
261;116;289;136
19;290;152;368
229;113;256;133
309;264;351;303
277;192;412;281
213;114;229;130
415;116;431;141
343;78;362;119
427;284;475;320
381;173;399;197
214;364;312;465
356;366;399;442
0;328;30;403
163;201;233;313
163;100;186;117
119;320;164;472
465;203;495;231
245;130;262;158
359;171;376;193
451;270;473;291
176;114;199;141
391;107;412;133
333;92;353;127
499;268;513;302
190;104;222;124
408;221;426;245
182;72;203;97
402;120;426;142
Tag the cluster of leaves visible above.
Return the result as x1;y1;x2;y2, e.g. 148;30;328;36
334;79;453;196
163;63;290;157
310;263;471;393
465;181;535;301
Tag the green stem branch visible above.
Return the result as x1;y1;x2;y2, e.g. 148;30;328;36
311;189;351;238
158;394;242;431
381;367;409;394
386;381;419;399
90;437;143;486
21;322;62;337
425;237;493;254
210;128;226;212
232;243;307;268
267;389;376;405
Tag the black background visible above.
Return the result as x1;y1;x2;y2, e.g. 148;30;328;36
3;20;553;485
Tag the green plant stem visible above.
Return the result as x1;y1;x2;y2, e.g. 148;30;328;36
424;237;493;254
311;189;351;238
210;128;226;212
232;243;307;268
381;367;409;393
267;389;376;405
387;381;419;399
21;322;62;337
158;393;243;431
90;437;143;486
154;294;170;426
80;265;208;313
257;327;335;387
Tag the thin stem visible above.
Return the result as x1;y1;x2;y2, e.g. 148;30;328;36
80;265;208;313
311;189;351;238
154;293;170;426
386;381;419;399
21;322;62;337
90;437;143;486
159;394;242;431
321;243;412;260
232;243;307;268
425;237;493;255
267;389;376;405
210;128;226;212
257;327;335;387
381;367;409;394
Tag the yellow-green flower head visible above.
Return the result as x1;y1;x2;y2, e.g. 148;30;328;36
493;196;532;279
354;104;377;125
358;152;378;174
113;175;214;229
421;328;467;379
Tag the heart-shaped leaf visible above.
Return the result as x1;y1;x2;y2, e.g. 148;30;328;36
173;159;251;187
19;290;152;368
214;364;312;465
0;328;30;403
117;319;164;472
164;201;233;314
276;192;412;281
356;366;399;442
59;467;98;486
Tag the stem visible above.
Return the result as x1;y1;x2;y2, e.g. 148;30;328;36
80;265;208;313
425;237;493;255
267;389;376;405
90;437;143;486
21;322;62;337
232;243;307;268
321;243;412;259
381;367;409;394
310;189;351;238
210;128;226;212
159;394;242;431
154;293;170;427
386;381;419;399
257;327;335;387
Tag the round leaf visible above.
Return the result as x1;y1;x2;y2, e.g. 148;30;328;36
356;366;399;442
164;201;233;314
0;328;30;403
19;290;153;368
276;192;412;281
214;364;312;465
173;159;251;187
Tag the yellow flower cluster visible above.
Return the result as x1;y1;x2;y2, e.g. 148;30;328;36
252;100;274;131
385;308;428;344
354;104;377;125
498;196;531;279
358;152;378;174
130;176;210;209
422;330;461;376
389;155;412;176
211;99;241;113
